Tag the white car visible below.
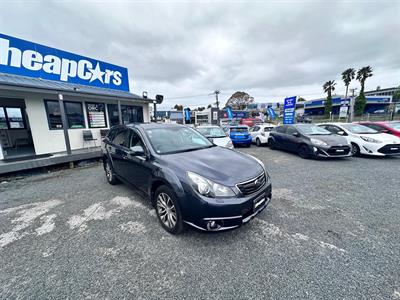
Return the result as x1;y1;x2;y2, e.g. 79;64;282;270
196;125;234;149
249;124;276;146
318;122;400;156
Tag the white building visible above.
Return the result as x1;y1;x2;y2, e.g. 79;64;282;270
0;33;153;174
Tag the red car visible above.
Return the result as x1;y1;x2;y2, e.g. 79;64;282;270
239;118;263;127
358;121;400;138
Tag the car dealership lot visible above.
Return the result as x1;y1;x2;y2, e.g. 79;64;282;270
1;148;399;299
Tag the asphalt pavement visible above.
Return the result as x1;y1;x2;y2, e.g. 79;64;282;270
0;147;399;299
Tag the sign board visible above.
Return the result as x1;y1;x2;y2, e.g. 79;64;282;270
267;107;276;119
339;106;348;118
0;33;129;91
184;108;191;122
86;102;106;128
213;111;218;120
283;96;296;124
226;107;234;119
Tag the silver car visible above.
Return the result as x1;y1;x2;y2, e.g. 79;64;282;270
196;125;234;149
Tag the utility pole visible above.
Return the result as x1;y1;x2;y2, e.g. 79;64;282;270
214;90;220;109
348;88;357;122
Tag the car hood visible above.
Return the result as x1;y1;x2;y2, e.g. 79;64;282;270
163;146;264;186
210;136;231;147
357;133;400;143
307;134;349;146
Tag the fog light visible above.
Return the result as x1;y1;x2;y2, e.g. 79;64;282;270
206;220;222;230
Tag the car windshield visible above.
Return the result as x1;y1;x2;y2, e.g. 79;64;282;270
145;126;214;154
342;124;378;134
296;124;331;135
387;122;400;130
197;126;226;138
230;127;248;133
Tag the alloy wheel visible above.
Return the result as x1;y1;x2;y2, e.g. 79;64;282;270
156;192;177;229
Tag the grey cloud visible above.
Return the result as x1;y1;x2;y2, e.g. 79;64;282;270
0;0;399;107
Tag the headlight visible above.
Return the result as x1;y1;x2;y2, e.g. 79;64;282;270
186;172;236;198
360;136;381;143
310;138;328;146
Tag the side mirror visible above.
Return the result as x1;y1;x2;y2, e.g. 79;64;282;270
292;132;300;137
129;145;145;156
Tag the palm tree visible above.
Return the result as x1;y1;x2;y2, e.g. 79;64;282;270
341;68;355;100
356;66;373;95
323;80;336;115
354;66;373;115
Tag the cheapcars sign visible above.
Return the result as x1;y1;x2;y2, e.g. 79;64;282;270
283;96;296;124
0;33;129;91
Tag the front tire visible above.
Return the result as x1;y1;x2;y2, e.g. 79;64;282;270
269;139;276;150
351;143;361;156
298;145;310;159
155;186;183;234
256;138;262;147
104;159;119;185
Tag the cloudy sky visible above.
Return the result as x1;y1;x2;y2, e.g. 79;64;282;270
1;0;399;109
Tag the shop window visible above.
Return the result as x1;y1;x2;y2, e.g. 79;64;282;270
64;102;85;129
0;107;7;129
107;104;144;127
86;102;107;128
45;100;85;129
44;100;63;129
6;107;25;129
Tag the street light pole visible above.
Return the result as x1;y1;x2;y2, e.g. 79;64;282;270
349;88;357;122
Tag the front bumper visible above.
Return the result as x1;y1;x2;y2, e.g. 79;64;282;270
359;142;400;156
311;145;352;158
183;183;272;231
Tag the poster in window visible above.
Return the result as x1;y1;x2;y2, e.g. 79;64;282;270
86;103;107;128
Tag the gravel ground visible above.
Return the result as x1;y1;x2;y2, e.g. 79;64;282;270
0;147;399;299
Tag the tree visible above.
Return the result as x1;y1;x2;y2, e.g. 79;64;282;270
356;66;373;95
393;89;400;103
355;66;373;115
173;104;183;111
297;97;306;102
207;104;212;109
225;91;254;110
341;68;355;101
197;107;205;111
323;80;336;116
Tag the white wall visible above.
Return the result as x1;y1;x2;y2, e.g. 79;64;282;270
1;90;150;156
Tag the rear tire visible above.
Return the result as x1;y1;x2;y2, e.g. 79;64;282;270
246;143;251;148
298;145;310;159
256;138;262;147
351;143;360;156
104;159;119;185
155;186;183;234
269;139;276;150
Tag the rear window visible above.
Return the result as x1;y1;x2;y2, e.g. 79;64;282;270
230;127;248;133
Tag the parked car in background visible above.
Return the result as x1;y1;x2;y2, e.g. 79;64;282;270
296;114;312;123
229;125;252;147
196;125;234;149
249;124;276;146
268;124;352;159
240;117;263;127
357;121;400;138
102;123;272;234
318;123;400;156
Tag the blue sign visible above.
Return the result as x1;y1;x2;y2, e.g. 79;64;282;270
267;107;276;119
283;96;296;124
184;108;191;121
0;33;129;91
226;106;234;119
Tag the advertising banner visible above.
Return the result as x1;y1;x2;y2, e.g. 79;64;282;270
283;96;296;124
267;107;276;119
0;33;129;91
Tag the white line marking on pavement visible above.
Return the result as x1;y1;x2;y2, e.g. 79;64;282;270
0;200;62;248
67;196;139;232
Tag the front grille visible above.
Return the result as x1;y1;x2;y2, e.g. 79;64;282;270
378;144;400;154
327;146;351;156
236;172;266;196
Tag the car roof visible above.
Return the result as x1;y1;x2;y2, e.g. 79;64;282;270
125;123;185;130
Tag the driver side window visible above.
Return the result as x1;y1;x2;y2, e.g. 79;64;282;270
128;130;145;149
